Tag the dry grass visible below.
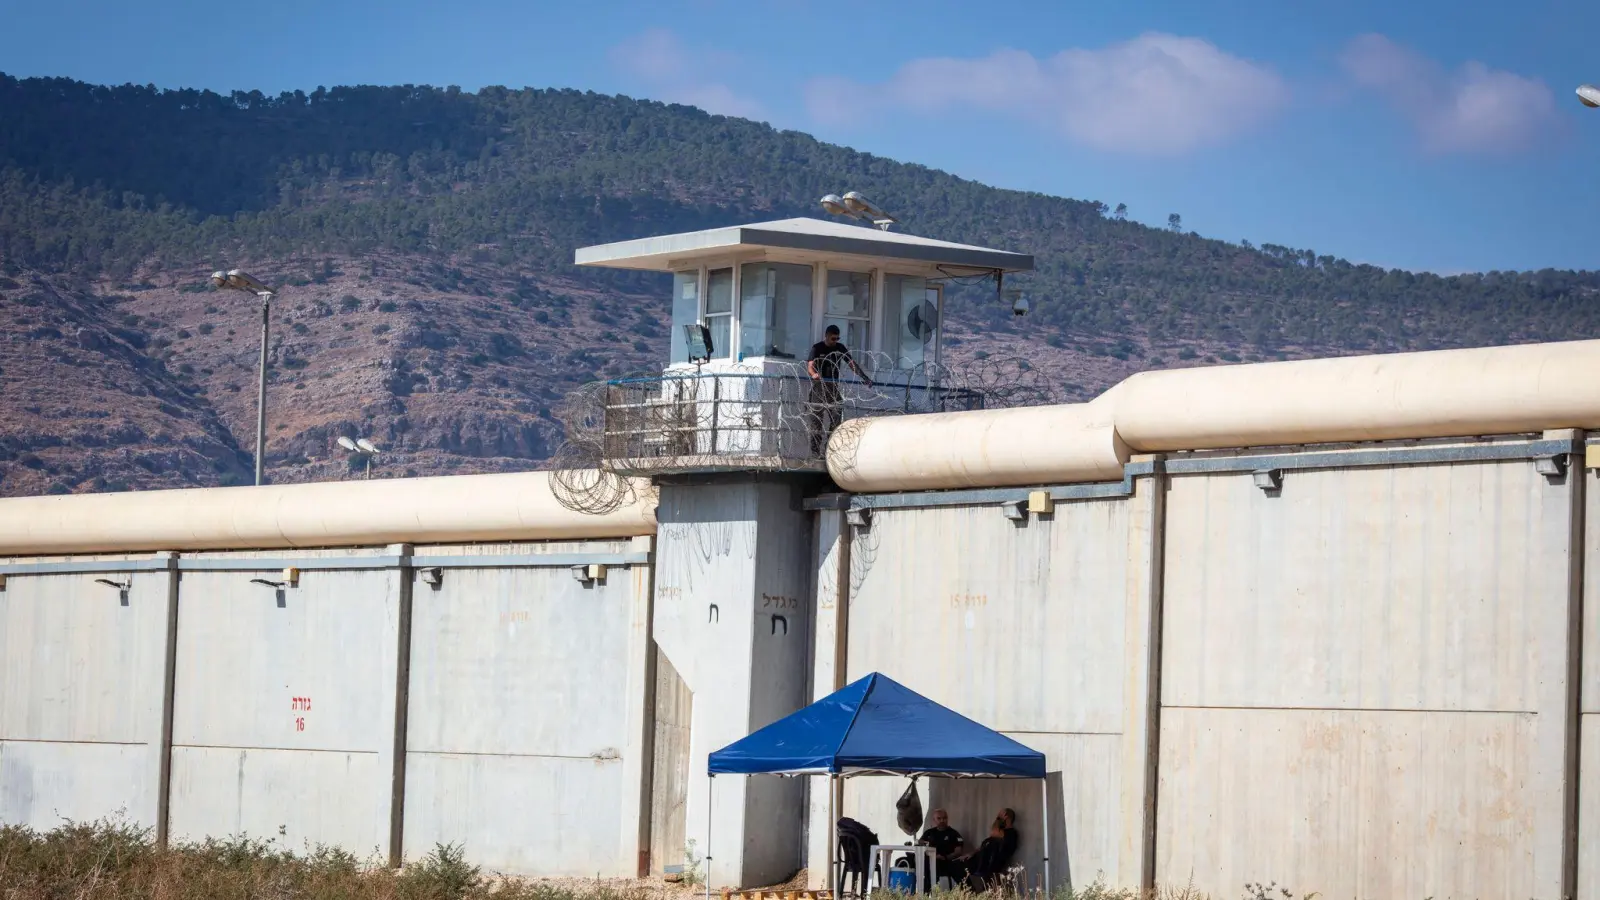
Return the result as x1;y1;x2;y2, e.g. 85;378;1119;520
0;819;1235;900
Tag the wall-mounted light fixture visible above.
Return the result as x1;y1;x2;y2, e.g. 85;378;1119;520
94;577;131;606
419;567;443;587
1000;500;1026;521
845;508;871;529
1534;454;1568;482
1252;468;1284;493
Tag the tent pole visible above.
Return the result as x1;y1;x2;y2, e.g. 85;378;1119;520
706;774;714;900
832;775;844;890
827;773;838;897
1040;777;1050;898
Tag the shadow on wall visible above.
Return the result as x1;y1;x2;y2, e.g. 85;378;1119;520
933;771;1069;893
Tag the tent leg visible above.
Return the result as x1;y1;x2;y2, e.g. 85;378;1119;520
706;775;714;900
1040;777;1050;898
827;774;838;897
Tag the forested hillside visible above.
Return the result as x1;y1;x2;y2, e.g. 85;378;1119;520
1;73;1597;495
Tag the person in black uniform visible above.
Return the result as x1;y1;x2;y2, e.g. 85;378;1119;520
918;808;964;885
805;325;872;456
960;808;1019;890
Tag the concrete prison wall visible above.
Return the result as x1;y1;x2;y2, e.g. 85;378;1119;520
4;339;1600;898
0;537;656;877
807;432;1595;900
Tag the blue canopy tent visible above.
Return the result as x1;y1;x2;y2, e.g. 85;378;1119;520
705;673;1050;896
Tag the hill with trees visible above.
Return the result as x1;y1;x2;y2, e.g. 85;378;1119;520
0;73;1597;495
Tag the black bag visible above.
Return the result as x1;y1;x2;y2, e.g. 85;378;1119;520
895;777;923;836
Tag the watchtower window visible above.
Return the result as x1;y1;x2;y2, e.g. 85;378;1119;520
739;262;812;360
705;268;734;359
825;269;873;353
670;270;699;364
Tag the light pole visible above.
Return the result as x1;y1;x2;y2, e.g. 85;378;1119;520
210;269;275;486
337;436;381;479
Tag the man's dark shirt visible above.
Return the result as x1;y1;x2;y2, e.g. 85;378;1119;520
809;341;854;381
919;825;963;860
1000;827;1018;862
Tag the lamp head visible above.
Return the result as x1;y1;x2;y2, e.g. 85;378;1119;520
355;439;379;454
1579;84;1600;108
337;437;358;452
841;191;881;217
820;194;850;216
224;269;272;294
210;271;228;289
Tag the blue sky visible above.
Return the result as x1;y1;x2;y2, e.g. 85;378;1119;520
1;0;1596;274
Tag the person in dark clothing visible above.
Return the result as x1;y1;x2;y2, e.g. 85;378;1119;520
956;808;1019;890
805;325;872;456
917;808;964;883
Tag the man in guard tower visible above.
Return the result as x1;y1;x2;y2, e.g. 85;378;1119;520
806;325;872;457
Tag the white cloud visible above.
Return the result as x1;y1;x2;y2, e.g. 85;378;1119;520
804;33;1290;156
609;29;767;121
1339;33;1556;154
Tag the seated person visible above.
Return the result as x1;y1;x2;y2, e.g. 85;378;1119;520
957;807;1019;890
917;808;963;882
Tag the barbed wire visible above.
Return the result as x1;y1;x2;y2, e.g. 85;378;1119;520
547;351;1060;514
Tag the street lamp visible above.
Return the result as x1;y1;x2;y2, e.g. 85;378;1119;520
819;191;898;230
1578;85;1600;108
337;436;381;479
210;268;275;486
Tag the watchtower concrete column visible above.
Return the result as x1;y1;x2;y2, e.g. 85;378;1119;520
650;474;818;888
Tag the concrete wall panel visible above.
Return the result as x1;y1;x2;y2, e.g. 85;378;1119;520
403;753;625;876
1579;715;1599;900
1157;707;1534;900
840;497;1136;890
0;742;151;831
649;649;693;874
0;558;172;830
168;554;400;854
1158;458;1579;900
1163;463;1550;712
846;500;1132;734
168;747;385;855
403;546;649;876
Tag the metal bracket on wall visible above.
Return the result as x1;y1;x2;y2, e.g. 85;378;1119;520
1164;436;1581;477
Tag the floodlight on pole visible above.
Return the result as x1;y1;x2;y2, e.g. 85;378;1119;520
210;268;277;487
338;435;380;479
818;190;898;230
1579;84;1600;108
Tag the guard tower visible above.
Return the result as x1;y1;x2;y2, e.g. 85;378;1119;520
573;215;1033;888
576;216;1034;474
